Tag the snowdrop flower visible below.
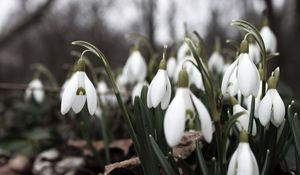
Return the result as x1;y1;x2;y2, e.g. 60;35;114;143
208;51;224;74
248;36;261;64
25;78;45;104
231;97;257;136
222;39;260;97
147;54;171;110
258;68;285;127
177;42;189;62
122;47;147;84
244;81;267;118
164;69;213;147
227;130;259;175
61;58;97;115
260;20;277;53
132;81;148;104
167;56;177;79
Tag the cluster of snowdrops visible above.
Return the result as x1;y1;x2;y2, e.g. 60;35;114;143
24;19;299;175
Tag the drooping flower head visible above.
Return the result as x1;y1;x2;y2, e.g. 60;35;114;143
164;68;213;147
260;17;277;53
258;67;285;127
208;38;224;74
25;73;45;104
227;130;259;175
167;56;177;79
222;39;260;97
61;58;97;115
147;46;172;109
122;45;147;85
248;35;261;64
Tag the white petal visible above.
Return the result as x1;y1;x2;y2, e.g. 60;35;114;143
236;143;258;175
258;91;273;126
147;80;153;108
148;70;168;108
32;79;45;103
270;89;285;127
129;51;147;82
160;76;172;110
189;65;204;90
61;72;78;114
191;94;213;142
227;149;238;175
72;95;86;113
249;43;261;64
164;90;186;147
177;43;189;62
237;53;260;97
221;59;238;95
208;52;224;73
167;57;177;79
60;79;70;99
227;67;239;96
85;73;97;115
261;26;277;53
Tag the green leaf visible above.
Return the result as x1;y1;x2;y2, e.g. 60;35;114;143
231;20;266;57
287;104;300;162
149;135;177;175
196;142;209;175
222;111;246;163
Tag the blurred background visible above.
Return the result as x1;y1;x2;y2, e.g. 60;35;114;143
0;0;299;97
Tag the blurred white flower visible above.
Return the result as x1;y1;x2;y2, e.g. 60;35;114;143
164;69;212;147
147;67;171;109
95;107;102;119
25;78;45;104
166;57;177;79
258;89;285;127
97;80;109;104
227;132;259;175
132;81;148;104
208;51;224;74
222;40;260;97
61;71;97;115
122;50;147;84
260;26;277;53
177;42;189;62
233;103;257;136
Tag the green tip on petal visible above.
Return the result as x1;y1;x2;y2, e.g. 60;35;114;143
239;130;249;143
178;68;189;87
76;87;86;95
77;58;85;72
240;39;249;53
230;96;238;106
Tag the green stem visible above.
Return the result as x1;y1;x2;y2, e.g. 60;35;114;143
72;41;141;155
214;121;225;175
248;96;255;134
100;110;111;164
